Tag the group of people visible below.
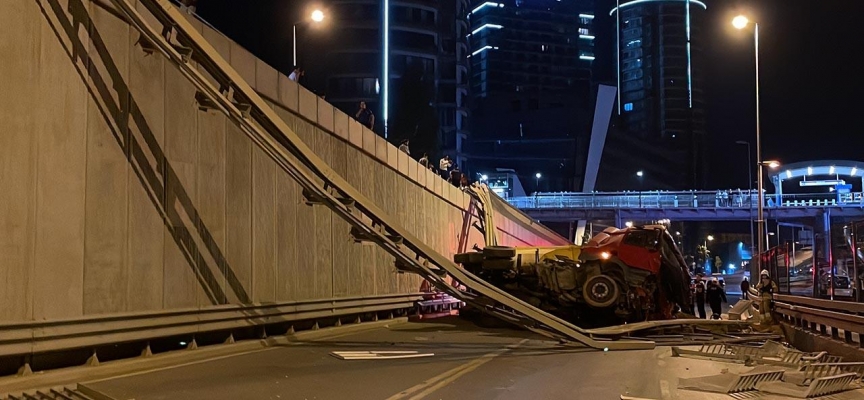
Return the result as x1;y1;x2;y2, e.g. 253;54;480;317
692;274;727;319
414;154;468;188
692;269;778;323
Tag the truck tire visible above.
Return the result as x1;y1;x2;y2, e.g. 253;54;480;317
582;275;620;308
483;246;516;259
454;252;484;264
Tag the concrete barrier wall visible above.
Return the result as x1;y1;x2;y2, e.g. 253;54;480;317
0;0;567;323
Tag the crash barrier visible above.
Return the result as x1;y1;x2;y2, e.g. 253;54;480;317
109;0;652;350
0;294;421;376
773;295;864;349
728;299;757;321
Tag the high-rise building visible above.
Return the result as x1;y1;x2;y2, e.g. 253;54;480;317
597;0;708;190
465;0;597;192
314;1;468;159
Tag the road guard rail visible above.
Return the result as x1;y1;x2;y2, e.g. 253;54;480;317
773;295;864;349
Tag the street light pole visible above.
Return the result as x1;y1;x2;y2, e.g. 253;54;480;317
733;16;763;278
293;9;325;68
754;21;765;279
736;140;755;259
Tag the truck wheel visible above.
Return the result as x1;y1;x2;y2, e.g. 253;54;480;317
582;275;620;308
454;252;484;264
483;246;516;259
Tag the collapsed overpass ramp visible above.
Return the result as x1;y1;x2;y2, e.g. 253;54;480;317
111;0;652;350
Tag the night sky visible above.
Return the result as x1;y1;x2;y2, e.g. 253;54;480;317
197;0;864;190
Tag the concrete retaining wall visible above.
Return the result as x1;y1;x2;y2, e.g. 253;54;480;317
0;0;567;324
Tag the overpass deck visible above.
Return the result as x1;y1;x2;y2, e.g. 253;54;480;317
507;190;864;222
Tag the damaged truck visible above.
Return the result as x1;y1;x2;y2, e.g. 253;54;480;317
455;185;693;327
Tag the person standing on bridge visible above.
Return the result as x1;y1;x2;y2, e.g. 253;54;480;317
439;155;452;178
740;277;750;300
755;269;779;324
288;67;304;83
355;101;374;130
706;278;727;319
694;274;707;319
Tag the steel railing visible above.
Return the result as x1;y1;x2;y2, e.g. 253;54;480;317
773;295;864;349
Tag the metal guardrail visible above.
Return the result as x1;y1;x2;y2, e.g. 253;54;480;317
0;294;422;357
507;190;864;210
773;295;864;349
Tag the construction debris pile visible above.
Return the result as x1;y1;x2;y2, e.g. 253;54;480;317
673;340;864;398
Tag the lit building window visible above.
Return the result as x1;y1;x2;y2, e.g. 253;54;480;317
578;28;590;35
624;103;634;112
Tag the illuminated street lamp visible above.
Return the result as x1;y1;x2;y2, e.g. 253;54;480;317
535;172;542;188
732;15;749;30
704;235;714;255
732;14;765;278
311;9;324;22
294;9;326;67
636;170;644;177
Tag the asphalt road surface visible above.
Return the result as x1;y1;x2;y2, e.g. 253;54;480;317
78;316;864;400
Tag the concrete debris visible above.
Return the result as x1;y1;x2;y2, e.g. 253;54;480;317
329;351;434;360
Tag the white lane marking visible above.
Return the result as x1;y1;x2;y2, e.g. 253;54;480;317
385;339;530;400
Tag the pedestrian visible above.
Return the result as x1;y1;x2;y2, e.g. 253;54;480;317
706;278;727;319
355;101;374;129
449;165;462;187
288;67;304;82
740;277;750;300
419;153;430;169
460;175;469;189
693;274;707;319
398;139;410;156
755;269;779;323
439;155;452;177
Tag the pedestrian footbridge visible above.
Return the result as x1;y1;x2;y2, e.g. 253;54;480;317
506;190;864;223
